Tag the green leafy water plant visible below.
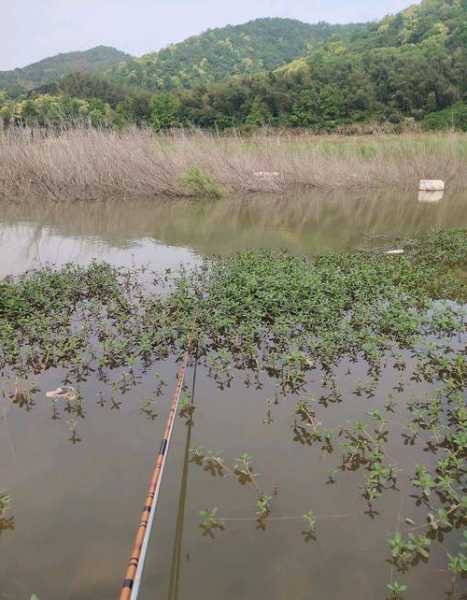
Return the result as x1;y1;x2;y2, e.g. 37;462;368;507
256;495;272;530
447;531;467;577
0;491;10;516
178;391;195;424
386;581;408;599
302;510;318;542
303;510;317;530
0;229;466;594
388;532;431;572
234;454;258;486
0;491;14;535
199;508;225;538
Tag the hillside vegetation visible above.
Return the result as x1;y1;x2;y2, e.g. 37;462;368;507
106;18;367;91
168;0;466;129
0;46;130;96
0;1;465;131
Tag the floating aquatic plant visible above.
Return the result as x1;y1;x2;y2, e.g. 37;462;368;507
386;581;408;600
0;229;465;594
0;491;14;536
199;508;225;538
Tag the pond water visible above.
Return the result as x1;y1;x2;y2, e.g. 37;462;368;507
1;190;467;276
0;190;466;600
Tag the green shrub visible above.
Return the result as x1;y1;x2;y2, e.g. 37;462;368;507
180;166;224;199
422;102;467;132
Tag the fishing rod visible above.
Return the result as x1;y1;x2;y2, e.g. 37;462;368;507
120;350;190;600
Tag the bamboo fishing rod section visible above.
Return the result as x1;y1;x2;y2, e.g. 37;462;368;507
120;350;190;600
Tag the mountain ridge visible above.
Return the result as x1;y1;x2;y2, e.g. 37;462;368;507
105;17;368;91
0;46;131;95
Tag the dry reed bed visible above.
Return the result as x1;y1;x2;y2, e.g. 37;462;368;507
0;128;466;201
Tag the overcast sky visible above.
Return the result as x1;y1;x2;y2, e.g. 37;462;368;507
2;0;419;71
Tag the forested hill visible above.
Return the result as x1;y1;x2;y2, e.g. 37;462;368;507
345;0;466;51
1;0;466;131
169;0;466;129
278;0;466;75
106;18;367;91
0;46;130;96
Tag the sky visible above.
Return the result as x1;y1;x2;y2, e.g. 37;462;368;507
2;0;420;71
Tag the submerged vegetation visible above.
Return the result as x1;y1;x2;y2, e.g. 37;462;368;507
1;128;466;201
0;228;466;595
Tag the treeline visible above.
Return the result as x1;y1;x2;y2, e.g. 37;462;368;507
1;0;466;132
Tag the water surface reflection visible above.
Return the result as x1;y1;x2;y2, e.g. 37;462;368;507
1;190;466;277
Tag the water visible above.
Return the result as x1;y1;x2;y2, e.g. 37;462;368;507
0;190;466;600
1;190;467;276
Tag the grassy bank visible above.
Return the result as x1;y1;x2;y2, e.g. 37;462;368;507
0;128;466;201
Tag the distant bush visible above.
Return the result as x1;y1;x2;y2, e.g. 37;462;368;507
180;166;224;199
422;103;467;132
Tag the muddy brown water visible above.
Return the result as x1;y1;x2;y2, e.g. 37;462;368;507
0;190;466;600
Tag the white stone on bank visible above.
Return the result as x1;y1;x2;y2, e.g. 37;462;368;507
253;171;281;179
419;179;445;191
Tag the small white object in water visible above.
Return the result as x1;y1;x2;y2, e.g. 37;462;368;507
46;386;77;401
254;171;281;179
386;249;404;255
419;179;445;191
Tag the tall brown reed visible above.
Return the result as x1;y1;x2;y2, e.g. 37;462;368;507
0;126;465;201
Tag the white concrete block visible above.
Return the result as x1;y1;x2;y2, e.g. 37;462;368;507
419;179;445;191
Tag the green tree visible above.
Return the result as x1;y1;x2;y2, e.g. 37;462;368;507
150;92;181;130
246;96;272;126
